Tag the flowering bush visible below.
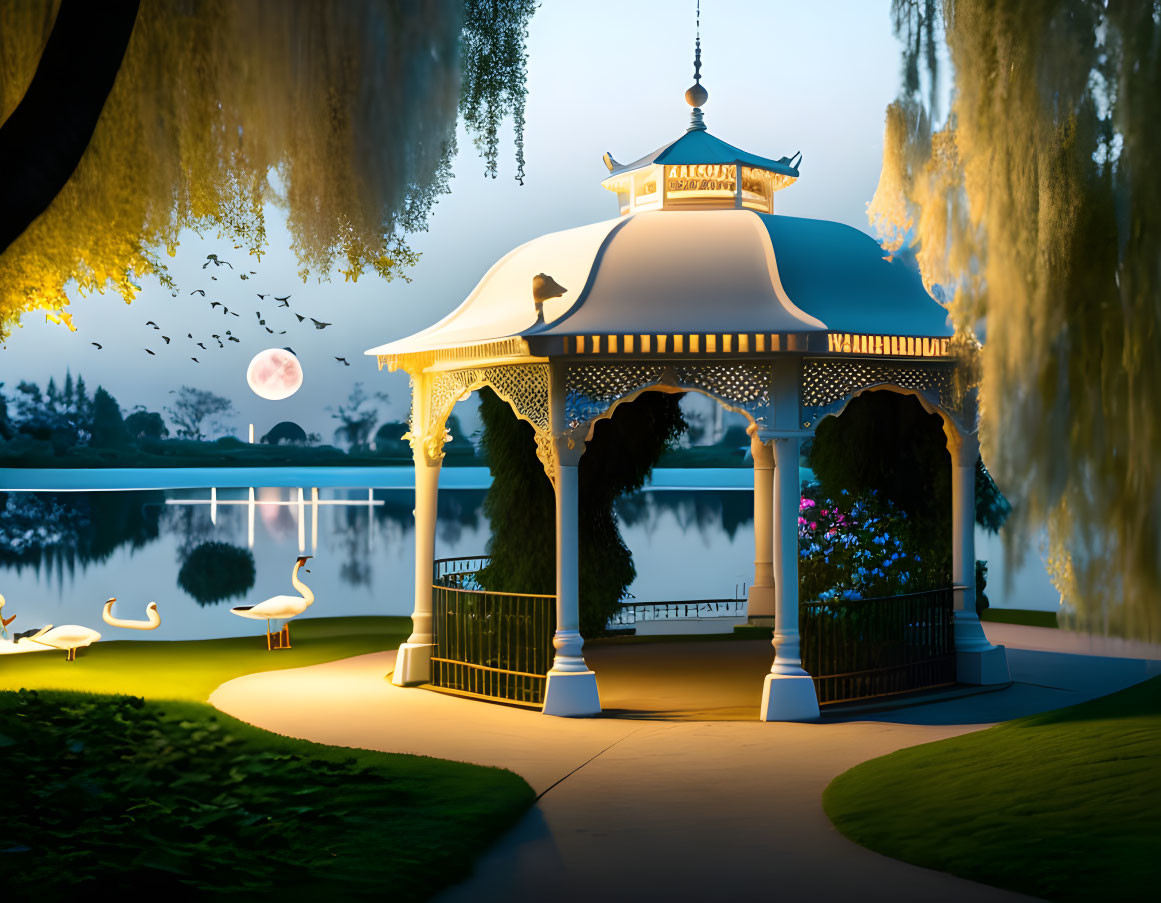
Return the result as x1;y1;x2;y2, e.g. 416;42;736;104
798;486;930;603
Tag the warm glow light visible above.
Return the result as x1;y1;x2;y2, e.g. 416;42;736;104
246;348;304;400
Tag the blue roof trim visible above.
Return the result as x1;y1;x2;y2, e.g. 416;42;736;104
609;129;800;178
757;214;952;337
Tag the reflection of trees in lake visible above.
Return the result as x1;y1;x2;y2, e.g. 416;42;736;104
616;491;753;541
328;503;372;588
177;541;256;606
0;491;163;586
371;490;486;545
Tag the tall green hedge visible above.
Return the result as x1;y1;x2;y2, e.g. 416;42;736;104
477;388;685;636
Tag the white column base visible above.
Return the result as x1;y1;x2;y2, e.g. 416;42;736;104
542;669;601;717
759;672;820;722
747;584;775;621
391;642;433;686
957;645;1010;685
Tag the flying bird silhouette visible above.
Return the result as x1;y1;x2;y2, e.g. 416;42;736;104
310;318;331;330
256;293;267;299
276;298;290;308
146;320;159;329
145;348;156;356
190;289;205;296
162;336;171;344
191;357;199;363
283;347;296;356
187;332;194;339
228;336;240;342
210;301;223;309
203;254;233;269
229;311;239;317
295;313;306;322
277;330;286;335
335;357;350;366
197;342;206;350
91;342;103;350
264;327;274;334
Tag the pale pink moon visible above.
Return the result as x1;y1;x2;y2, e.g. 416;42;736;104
245;348;303;400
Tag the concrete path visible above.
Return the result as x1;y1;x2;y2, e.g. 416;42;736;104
209;624;1160;902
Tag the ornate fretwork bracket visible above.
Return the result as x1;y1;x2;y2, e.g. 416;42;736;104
408;363;554;473
563;361;774;434
800;358;977;433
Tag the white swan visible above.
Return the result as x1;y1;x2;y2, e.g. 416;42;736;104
29;624;102;661
102;598;161;630
231;556;313;649
0;625;56;655
0;591;14;639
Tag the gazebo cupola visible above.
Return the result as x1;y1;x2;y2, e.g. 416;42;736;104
600;36;800;216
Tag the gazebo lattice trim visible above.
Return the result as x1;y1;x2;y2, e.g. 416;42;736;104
564;361;774;432
800;358;973;432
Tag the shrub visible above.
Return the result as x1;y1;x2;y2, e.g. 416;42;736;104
178;541;256;605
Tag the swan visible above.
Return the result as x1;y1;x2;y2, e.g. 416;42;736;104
0;625;56;655
102;598;161;630
231;556;313;649
29;624;102;661
0;591;14;639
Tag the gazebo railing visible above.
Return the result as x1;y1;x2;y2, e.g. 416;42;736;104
431;557;555;705
608;599;747;628
800;586;956;705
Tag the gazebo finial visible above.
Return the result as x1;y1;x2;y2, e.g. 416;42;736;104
685;1;708;131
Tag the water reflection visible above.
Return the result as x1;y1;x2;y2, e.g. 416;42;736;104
0;485;755;641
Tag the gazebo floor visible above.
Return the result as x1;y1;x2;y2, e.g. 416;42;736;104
584;637;774;721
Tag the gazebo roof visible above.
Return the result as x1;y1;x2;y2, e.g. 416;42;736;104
365;209;951;365
367;46;953;371
603;128;801;181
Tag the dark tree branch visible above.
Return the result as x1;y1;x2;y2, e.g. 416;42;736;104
0;0;140;255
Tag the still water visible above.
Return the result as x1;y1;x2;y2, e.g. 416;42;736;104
0;485;755;641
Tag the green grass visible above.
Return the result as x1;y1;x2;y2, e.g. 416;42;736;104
0;617;535;899
0;615;411;700
824;675;1161;902
980;607;1059;628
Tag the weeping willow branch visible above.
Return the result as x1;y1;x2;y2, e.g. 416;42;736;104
870;0;1161;640
0;0;537;339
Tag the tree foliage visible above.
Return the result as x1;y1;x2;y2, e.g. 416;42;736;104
328;382;387;450
89;386;130;449
124;408;168;441
177;541;256;606
165;386;235;441
478;388;686;636
0;0;538;338
870;1;1161;639
260;421;309;446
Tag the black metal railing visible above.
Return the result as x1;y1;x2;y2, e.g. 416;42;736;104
608;599;747;628
431;556;555;705
800;587;956;705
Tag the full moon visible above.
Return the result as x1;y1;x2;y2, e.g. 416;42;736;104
245;348;304;400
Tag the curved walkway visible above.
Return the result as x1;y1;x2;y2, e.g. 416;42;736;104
210;624;1160;902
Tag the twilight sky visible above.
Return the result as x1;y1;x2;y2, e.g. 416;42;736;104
0;0;912;443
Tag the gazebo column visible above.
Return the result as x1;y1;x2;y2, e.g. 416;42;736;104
747;429;775;625
945;424;1009;685
393;374;443;687
542;449;601;716
760;434;821;721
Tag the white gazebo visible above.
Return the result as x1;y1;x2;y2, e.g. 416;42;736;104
366;51;1009;720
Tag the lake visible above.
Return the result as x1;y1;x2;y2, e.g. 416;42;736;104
0;468;1060;643
0;478;757;642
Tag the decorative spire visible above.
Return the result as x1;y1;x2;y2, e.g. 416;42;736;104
685;1;708;130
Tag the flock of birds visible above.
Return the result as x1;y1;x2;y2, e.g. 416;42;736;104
0;556;316;659
76;253;351;367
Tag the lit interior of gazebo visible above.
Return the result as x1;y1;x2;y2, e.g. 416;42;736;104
366;42;1009;721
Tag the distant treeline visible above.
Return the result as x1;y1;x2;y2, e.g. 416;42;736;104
0;373;478;468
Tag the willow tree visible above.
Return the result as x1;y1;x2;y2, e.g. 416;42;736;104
869;1;1160;639
0;0;536;339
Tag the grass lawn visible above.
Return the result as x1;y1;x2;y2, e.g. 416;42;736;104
823;675;1161;902
980;607;1059;628
0;615;413;700
0;616;535;899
